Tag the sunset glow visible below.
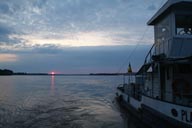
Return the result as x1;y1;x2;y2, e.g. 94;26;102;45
0;0;166;73
16;31;121;48
0;54;18;62
51;72;55;75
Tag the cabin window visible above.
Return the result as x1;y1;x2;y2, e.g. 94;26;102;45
176;15;192;35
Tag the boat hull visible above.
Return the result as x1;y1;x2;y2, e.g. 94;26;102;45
116;89;192;128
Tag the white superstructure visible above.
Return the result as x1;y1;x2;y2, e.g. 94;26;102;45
116;0;192;127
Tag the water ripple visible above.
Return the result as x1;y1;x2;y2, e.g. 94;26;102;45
0;76;123;128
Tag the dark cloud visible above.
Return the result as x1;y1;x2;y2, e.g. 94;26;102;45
0;24;24;45
0;0;166;73
0;1;22;16
0;0;165;45
33;0;47;8
1;45;151;73
0;0;165;38
31;44;63;54
0;3;10;14
0;24;11;35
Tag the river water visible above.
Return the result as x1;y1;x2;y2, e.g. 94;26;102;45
0;75;143;128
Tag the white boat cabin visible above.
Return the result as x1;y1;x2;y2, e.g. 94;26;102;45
148;0;192;58
137;0;192;106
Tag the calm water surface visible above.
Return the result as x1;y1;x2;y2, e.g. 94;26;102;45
0;75;142;128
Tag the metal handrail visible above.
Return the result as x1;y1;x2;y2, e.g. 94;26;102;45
144;38;173;64
142;89;192;106
144;43;156;64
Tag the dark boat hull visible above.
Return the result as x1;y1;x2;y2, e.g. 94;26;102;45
116;95;191;128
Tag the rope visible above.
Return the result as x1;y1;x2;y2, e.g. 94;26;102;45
116;0;166;73
116;27;149;73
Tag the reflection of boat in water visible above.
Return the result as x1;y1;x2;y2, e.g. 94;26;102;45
115;99;149;128
116;0;192;127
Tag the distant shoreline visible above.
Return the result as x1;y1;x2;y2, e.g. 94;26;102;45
12;73;135;76
12;73;122;76
0;69;135;76
0;73;130;76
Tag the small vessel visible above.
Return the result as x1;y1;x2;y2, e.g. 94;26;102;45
116;0;192;127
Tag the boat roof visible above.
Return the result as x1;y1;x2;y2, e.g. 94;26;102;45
147;0;192;25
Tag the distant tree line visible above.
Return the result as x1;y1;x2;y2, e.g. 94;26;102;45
0;69;14;75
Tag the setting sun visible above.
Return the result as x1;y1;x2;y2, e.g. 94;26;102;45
50;72;55;75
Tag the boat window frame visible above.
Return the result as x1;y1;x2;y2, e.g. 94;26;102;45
174;13;192;38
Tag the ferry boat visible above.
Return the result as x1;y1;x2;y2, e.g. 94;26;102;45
116;0;192;127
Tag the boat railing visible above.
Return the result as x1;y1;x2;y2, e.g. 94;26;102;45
124;83;142;101
144;37;192;63
117;83;129;92
144;38;173;64
142;89;192;107
144;43;156;64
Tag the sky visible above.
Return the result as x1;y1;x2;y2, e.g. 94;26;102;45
0;0;167;74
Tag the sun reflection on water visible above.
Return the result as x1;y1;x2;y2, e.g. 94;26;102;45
50;75;55;94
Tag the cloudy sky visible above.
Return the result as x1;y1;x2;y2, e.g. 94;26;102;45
0;0;167;74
